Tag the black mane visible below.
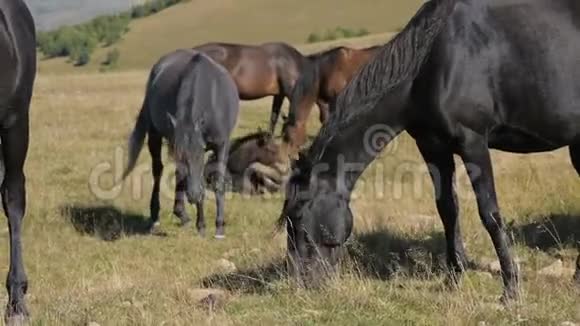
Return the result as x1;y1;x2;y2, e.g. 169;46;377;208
307;0;456;164
228;130;271;153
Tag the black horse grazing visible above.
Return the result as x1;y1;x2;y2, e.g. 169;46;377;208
0;0;36;323
279;0;580;301
123;49;239;238
193;42;308;134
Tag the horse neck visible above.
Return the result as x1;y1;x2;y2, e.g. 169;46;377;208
348;47;381;70
365;45;382;53
307;85;410;192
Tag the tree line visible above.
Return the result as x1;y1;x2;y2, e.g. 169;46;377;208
37;0;190;67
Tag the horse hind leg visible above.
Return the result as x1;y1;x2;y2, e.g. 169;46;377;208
460;136;519;302
148;130;163;231
1;117;30;323
268;95;284;135
568;145;580;284
213;144;229;239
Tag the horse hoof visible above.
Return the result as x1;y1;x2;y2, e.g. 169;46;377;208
5;315;28;326
149;222;168;237
197;228;206;238
499;289;520;305
179;218;192;228
148;221;160;232
214;234;225;240
443;273;462;291
5;304;29;326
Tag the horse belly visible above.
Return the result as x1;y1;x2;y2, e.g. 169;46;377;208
232;64;278;99
488;126;567;153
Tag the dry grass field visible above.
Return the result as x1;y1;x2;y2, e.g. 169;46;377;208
3;67;578;325
14;0;580;323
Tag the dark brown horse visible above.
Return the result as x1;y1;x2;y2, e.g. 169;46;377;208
0;0;36;323
205;131;289;194
281;45;381;155
193;42;309;134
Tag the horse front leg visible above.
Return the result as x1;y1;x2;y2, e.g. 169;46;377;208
148;131;163;231
460;136;519;302
416;141;469;287
173;167;192;228
1;117;30;325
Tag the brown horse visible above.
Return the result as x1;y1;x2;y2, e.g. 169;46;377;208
193;42;308;134
281;45;381;155
205;131;289;194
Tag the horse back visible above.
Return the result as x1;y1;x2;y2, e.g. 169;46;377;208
417;0;580;150
337;47;381;81
318;46;379;100
179;53;239;143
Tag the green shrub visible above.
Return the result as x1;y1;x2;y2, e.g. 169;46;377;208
103;48;121;68
307;33;321;43
131;0;186;19
323;29;338;41
38;0;188;67
356;28;370;37
130;5;148;18
305;26;371;43
74;48;91;66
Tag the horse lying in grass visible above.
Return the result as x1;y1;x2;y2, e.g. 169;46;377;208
205;131;290;194
123;49;239;239
279;0;580;301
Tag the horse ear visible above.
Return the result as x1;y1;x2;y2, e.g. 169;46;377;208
167;113;177;128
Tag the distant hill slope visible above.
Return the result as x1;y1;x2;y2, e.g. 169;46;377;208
38;0;424;73
27;0;133;31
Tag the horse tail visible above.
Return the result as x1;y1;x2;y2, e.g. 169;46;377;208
331;0;456;124
122;95;150;180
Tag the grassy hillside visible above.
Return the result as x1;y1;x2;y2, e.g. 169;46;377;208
28;0;133;31
16;69;580;324
38;0;424;74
